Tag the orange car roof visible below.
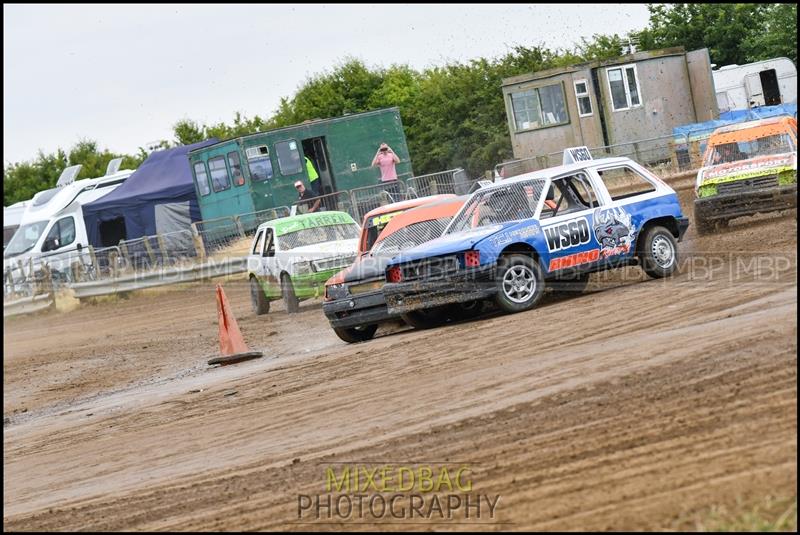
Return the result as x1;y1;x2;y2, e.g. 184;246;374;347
374;195;468;244
708;116;797;146
360;194;457;225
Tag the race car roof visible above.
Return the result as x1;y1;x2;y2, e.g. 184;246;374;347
374;195;469;245
708;116;797;146
494;157;633;187
360;194;458;226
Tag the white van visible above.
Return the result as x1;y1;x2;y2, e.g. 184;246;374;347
4;163;134;284
3;201;29;248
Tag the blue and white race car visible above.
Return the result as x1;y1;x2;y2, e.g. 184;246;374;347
382;150;690;326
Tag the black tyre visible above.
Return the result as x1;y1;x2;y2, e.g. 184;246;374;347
693;203;715;235
401;306;450;330
250;276;270;315
493;254;545;313
638;225;678;279
281;273;300;314
333;324;379;343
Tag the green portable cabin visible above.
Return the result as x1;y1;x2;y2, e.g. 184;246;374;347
188;107;412;222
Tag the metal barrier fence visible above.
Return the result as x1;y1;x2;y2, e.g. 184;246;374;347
191;206;290;258
495;133;707;180
289;168;470;223
293;191;355;218
348;181;410;222
406;168;475;197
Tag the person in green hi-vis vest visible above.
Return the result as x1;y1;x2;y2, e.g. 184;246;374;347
305;156;320;196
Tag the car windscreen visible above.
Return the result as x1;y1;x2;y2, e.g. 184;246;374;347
371;217;453;257
705;133;795;166
446;179;546;235
280;223;360;251
362;209;406;252
4;220;48;257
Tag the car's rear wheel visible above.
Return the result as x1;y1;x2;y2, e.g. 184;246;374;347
639;225;678;278
250;276;270;315
333;324;379;343
493;254;544;313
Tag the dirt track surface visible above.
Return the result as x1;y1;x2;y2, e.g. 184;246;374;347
3;185;797;531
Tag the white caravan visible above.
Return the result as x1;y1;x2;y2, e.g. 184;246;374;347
713;57;797;112
4;160;133;283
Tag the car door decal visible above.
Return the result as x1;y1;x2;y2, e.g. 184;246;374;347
593;206;637;258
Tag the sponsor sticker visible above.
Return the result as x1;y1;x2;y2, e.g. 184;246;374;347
542;218;591;253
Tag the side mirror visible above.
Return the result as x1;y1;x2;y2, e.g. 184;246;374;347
43;238;58;252
76;243;83;252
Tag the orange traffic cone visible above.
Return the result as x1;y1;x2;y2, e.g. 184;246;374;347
207;284;263;366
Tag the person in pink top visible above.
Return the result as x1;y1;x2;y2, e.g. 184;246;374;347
371;142;400;182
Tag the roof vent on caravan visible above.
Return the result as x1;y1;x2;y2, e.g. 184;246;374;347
55;164;83;187
105;157;123;176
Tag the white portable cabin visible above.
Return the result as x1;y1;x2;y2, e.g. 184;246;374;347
4;159;133;277
712;57;797;112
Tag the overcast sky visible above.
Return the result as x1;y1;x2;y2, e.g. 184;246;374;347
3;4;650;164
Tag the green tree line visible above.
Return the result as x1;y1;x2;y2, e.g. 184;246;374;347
4;3;795;206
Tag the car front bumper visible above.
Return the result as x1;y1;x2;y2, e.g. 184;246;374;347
323;289;398;329
694;184;797;222
383;265;497;315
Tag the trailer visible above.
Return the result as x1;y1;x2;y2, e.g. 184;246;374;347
713;57;797;113
188;107;412;223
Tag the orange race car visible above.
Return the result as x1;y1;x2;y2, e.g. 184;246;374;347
323;195;469;343
694;116;797;232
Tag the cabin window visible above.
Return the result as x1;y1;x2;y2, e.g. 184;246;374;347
275;140;303;175
574;80;593;117
228;152;245;187
510;83;569;131
42;216;76;252
209;156;231;192
193;162;211;196
245;145;273;182
607;64;642;111
248;157;273;182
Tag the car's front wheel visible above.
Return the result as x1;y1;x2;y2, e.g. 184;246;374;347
281;273;300;314
333;324;379;343
493;254;545;313
693;203;715;235
250;276;270;315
